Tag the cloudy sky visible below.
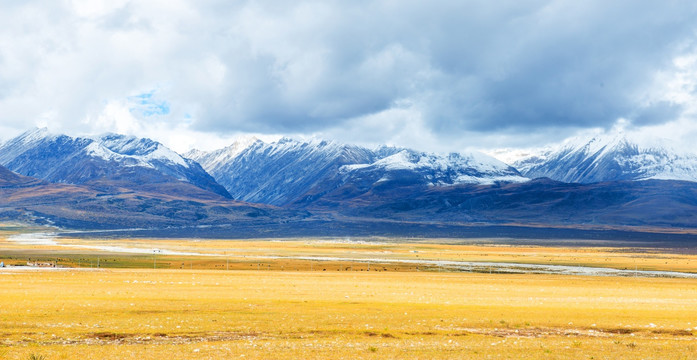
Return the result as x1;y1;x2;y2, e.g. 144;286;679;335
1;0;697;154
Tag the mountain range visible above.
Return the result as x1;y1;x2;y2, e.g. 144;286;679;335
513;133;697;183
186;137;527;206
0;158;299;230
2;128;697;239
0;128;231;198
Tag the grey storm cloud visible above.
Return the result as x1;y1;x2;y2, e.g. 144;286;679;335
1;0;697;145
189;0;697;134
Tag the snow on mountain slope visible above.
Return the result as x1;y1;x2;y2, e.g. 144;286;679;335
190;137;382;205
192;137;526;206
0;128;231;198
97;133;189;167
185;135;259;172
342;149;527;185
512;132;697;183
0;128;59;166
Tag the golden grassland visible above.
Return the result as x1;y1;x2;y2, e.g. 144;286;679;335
2;225;697;359
1;269;697;359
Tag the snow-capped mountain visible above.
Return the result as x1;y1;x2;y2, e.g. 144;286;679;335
184;135;260;173
3;128;697;234
187;137;384;205
0;128;231;198
293;148;527;207
187;137;526;206
512;132;697;183
341;149;527;185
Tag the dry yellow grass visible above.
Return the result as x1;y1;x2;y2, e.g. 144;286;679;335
2;228;697;358
1;269;696;359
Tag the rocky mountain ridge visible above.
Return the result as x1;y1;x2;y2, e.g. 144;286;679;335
512;132;697;183
0;128;231;198
188;137;527;206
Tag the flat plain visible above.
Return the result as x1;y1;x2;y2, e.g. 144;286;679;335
2;226;697;359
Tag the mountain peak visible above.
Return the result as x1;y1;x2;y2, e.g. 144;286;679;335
185;136;262;172
514;132;697;183
16;127;55;143
97;133;158;155
193;135;527;205
0;130;231;198
0;128;63;166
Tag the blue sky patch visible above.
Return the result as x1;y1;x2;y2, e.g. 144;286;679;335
128;91;170;117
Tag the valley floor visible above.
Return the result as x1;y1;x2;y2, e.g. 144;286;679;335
1;226;697;359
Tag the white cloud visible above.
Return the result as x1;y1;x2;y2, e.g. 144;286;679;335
70;0;130;18
1;0;697;154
